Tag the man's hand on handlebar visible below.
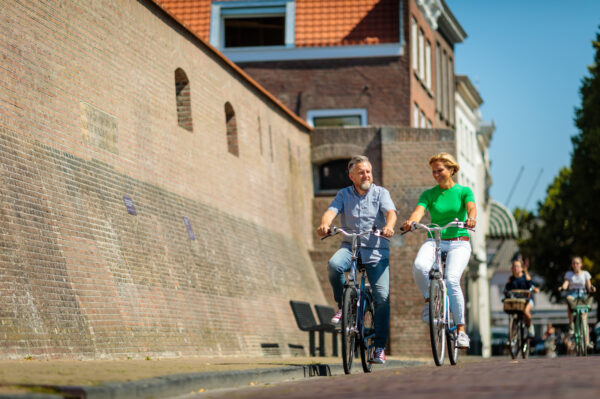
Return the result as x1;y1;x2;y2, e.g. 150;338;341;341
381;226;395;238
316;224;331;237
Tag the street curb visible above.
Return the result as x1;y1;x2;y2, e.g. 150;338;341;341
3;359;425;399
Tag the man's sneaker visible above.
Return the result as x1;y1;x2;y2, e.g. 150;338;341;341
527;325;535;338
330;309;342;325
421;303;429;323
371;347;386;364
457;332;470;349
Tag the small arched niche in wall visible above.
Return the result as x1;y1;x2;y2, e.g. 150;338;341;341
174;68;193;132
224;102;239;157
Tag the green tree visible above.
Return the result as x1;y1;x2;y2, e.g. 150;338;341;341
521;28;600;313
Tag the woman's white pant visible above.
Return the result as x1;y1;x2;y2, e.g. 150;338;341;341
412;239;471;325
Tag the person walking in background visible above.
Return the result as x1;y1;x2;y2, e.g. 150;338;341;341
317;155;397;364
402;152;477;349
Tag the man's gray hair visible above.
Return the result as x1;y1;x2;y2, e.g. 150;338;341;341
348;155;370;172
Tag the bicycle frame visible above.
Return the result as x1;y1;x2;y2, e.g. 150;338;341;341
404;218;471;366
504;289;532;359
570;289;591;356
324;226;384;374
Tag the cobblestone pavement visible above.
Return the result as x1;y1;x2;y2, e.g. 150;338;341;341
182;356;600;399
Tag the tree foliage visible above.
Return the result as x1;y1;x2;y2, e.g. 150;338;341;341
520;28;600;308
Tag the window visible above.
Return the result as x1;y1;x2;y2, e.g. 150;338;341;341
411;18;418;72
420;111;426;128
307;109;367;127
427;119;432;128
225;16;284;47
435;42;442;111
418;29;425;80
211;1;295;49
224;102;239;156
448;57;455;125
317;159;352;192
425;40;432;90
174;68;193;132
413;103;419;128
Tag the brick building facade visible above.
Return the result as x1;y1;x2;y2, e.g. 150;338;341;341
0;0;323;359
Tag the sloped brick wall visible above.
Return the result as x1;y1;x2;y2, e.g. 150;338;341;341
0;0;323;359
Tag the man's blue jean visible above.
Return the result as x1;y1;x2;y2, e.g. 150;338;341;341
328;247;390;348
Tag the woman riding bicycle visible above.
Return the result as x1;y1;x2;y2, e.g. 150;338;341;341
558;256;596;343
504;259;539;338
402;152;476;349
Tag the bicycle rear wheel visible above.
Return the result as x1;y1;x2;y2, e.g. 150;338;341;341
508;314;520;359
341;287;357;374
360;289;375;373
429;278;446;366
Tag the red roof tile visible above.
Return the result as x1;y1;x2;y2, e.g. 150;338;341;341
158;0;399;48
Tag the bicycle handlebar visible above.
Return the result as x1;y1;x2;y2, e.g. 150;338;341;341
321;226;389;241
401;218;475;235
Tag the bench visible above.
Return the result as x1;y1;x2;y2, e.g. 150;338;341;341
289;300;331;357
314;304;339;357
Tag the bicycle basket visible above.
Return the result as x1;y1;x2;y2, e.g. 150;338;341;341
503;298;527;314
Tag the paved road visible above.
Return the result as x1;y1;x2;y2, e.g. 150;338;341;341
181;356;600;399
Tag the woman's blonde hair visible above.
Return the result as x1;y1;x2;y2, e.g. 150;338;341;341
429;152;460;175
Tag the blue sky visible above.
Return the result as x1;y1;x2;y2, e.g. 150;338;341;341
447;0;600;212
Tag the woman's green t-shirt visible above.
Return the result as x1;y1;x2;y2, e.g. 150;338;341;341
417;184;475;239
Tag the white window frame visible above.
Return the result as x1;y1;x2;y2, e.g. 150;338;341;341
425;40;431;89
413;103;419;128
420;111;426;128
411;18;418;72
210;1;295;50
418;29;425;80
306;108;368;128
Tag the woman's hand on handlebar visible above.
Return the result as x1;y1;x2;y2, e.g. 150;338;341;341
402;220;414;232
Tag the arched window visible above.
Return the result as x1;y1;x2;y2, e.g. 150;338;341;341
174;68;193;132
224;102;239;156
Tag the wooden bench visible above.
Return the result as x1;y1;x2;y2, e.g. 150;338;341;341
289;300;331;357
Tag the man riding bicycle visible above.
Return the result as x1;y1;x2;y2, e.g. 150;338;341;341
316;155;397;364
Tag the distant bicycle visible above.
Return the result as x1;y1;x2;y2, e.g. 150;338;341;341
503;288;533;359
322;226;386;374
403;219;472;366
563;289;591;356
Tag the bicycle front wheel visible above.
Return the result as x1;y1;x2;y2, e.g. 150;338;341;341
520;321;529;359
341;287;357;374
429;278;446;366
508;314;520;359
446;315;459;365
359;289;375;373
575;313;588;357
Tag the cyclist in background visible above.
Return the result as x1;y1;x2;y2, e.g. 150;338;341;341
402;152;476;349
316;155;397;364
504;259;539;337
558;256;596;343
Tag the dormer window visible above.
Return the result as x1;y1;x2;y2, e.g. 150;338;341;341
210;1;295;49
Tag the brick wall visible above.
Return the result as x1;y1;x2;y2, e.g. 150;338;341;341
311;126;456;357
0;0;323;359
238;57;411;126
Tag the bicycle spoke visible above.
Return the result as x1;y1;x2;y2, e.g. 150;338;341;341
342;288;357;374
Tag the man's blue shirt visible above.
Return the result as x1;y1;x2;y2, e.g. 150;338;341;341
327;184;396;264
